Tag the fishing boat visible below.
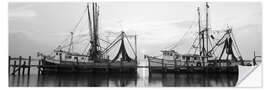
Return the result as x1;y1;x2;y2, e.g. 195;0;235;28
145;2;249;73
38;2;138;73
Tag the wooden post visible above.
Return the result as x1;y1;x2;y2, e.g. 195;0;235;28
18;56;22;76
174;58;177;71
148;58;151;72
162;59;164;71
76;58;79;65
164;64;167;72
60;53;62;62
9;56;11;74
41;57;45;74
253;51;257;65
12;61;17;75
135;34;138;70
28;56;31;75
38;60;41;75
106;62;110;72
22;61;26;75
120;58;123;72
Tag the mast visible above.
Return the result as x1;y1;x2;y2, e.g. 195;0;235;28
205;2;210;61
197;7;201;55
87;3;93;44
135;33;137;63
92;3;100;51
87;3;93;61
87;2;100;61
197;7;205;67
68;32;74;53
91;2;100;61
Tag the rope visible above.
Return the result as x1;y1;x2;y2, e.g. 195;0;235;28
102;34;122;54
231;32;242;57
188;35;199;54
54;7;88;50
82;42;90;55
163;22;195;50
124;33;136;56
72;7;88;33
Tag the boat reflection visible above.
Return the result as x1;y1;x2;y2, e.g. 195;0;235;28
9;68;238;87
148;72;238;87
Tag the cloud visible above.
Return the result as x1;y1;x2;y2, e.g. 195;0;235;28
9;4;37;20
9;32;52;57
100;19;199;46
171;20;197;29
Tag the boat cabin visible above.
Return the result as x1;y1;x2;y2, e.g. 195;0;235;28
161;50;178;60
160;50;204;66
53;50;89;62
181;54;202;66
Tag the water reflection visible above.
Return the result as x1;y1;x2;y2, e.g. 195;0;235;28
148;72;237;87
38;72;138;87
9;68;238;87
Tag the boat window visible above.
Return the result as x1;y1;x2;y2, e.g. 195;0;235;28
186;57;190;60
56;53;58;55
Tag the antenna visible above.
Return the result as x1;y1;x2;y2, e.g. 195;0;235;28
68;32;74;53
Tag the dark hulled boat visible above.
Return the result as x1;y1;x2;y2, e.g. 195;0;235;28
145;2;246;73
38;3;137;73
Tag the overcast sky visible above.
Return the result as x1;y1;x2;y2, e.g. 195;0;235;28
9;2;262;60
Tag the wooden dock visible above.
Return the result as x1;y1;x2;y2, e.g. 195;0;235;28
8;56;138;75
9;56;39;75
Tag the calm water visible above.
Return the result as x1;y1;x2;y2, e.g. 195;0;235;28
9;68;238;87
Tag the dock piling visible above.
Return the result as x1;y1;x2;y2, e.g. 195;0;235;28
162;59;164;71
120;59;123;72
18;56;22;76
22;61;26;75
28;56;31;75
38;60;41;75
9;56;11;74
12;61;17;75
147;58;151;72
106;62;110;72
174;58;177;71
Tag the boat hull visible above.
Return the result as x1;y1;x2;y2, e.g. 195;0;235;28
41;59;137;73
148;58;238;73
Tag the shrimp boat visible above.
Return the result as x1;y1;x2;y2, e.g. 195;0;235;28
38;3;138;73
145;2;250;73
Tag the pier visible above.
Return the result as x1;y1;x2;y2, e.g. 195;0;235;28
9;56;43;75
9;56;138;76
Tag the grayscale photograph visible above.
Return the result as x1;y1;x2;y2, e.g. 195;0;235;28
8;1;262;87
